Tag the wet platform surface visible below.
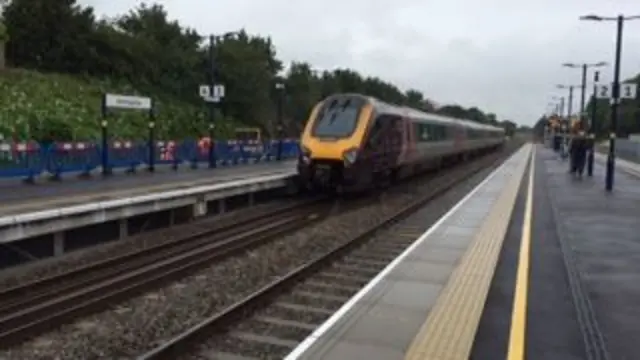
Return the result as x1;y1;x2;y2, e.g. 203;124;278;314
536;146;640;360
0;161;296;216
474;144;640;360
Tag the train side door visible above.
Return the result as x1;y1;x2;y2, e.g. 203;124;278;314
364;114;403;172
362;116;384;171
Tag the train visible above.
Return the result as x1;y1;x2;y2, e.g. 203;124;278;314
297;93;506;193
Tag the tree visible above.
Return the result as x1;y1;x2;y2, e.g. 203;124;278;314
500;120;517;137
0;21;7;70
1;0;513;140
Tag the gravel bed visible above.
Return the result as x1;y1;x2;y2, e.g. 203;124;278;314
205;336;289;360
328;265;378;278
234;319;309;341
283;292;345;308
191;149;520;359
297;283;358;298
0;148;516;359
261;304;330;325
0;185;419;359
334;258;382;271
314;273;368;288
0;199;293;290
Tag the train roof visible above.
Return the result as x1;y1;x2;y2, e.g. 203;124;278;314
338;93;504;132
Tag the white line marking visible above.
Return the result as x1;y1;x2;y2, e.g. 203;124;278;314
284;144;530;359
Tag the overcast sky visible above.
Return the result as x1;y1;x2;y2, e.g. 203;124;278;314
82;0;640;126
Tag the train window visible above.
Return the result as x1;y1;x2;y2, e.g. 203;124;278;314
366;116;385;148
431;125;439;141
441;125;447;140
418;124;430;141
312;97;363;138
434;124;445;141
442;125;450;141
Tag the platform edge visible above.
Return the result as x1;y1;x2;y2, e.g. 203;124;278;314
404;144;531;360
283;143;530;360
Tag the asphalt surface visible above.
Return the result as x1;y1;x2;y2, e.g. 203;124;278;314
471;148;586;360
525;150;585;360
470;150;529;360
472;146;640;360
542;147;640;360
0;160;295;205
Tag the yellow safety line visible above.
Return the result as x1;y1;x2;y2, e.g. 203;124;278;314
507;146;536;360
403;144;531;360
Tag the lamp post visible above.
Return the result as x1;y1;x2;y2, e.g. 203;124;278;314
561;62;608;129
556;85;576;154
549;95;561;115
580;13;640;191
274;82;285;161
587;70;601;176
548;95;565;151
206;31;241;169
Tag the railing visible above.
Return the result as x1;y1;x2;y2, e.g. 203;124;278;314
0;138;300;182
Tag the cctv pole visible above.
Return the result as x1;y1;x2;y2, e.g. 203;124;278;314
565;87;573;158
580;64;587;127
605;15;623;191
587;71;600;177
208;35;217;168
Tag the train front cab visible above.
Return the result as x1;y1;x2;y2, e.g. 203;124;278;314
297;95;373;192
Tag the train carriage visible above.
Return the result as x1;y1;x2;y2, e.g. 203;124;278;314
297;93;505;193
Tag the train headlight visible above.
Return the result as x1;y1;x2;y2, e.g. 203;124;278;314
301;146;312;164
342;148;358;166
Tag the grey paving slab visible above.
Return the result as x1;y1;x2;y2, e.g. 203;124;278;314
386;260;455;284
405;243;466;265
427;233;474;249
538;146;640;360
339;303;428;350
444;211;488;228
376;280;442;310
442;224;478;237
299;340;405;360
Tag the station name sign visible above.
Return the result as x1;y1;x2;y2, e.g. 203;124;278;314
104;93;153;110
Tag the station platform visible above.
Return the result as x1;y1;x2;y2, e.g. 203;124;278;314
0;160;297;245
285;144;532;360
0;160;296;217
285;143;640;360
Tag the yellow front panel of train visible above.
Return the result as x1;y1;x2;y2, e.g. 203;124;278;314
300;98;373;160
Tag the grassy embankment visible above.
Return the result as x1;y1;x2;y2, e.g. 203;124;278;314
0;68;239;142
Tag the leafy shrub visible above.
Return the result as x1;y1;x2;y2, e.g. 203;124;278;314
0;69;239;141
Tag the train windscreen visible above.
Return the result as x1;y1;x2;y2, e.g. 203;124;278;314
311;96;364;138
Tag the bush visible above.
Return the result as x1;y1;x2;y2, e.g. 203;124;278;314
0;69;239;141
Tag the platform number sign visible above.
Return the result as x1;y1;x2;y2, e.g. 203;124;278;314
621;83;637;99
596;83;637;100
596;84;611;99
198;84;225;103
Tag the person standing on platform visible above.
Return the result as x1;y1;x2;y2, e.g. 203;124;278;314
569;130;587;178
574;130;588;177
568;133;576;173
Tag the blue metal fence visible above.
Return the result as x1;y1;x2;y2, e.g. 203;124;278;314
0;138;300;182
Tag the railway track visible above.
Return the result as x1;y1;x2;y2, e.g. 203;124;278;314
138;145;519;360
0;197;333;349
